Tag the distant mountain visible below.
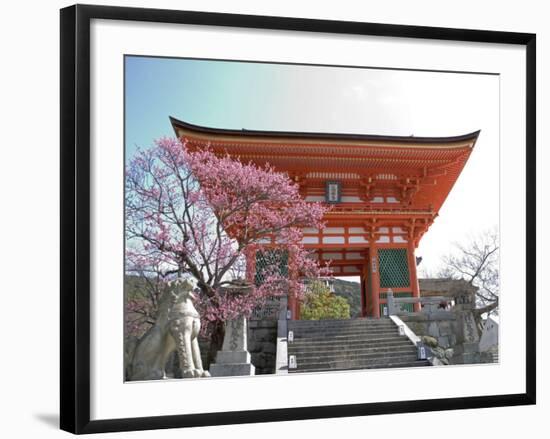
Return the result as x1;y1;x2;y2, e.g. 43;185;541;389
331;279;361;317
329;278;476;319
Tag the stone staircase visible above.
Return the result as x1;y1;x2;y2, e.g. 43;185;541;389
287;318;431;373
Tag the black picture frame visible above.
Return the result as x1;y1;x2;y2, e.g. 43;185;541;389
60;4;536;434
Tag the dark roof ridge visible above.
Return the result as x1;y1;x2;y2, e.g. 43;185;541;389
170;115;480;145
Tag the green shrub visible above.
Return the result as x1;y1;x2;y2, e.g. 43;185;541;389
301;281;351;320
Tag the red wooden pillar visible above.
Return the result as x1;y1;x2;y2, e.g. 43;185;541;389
407;241;421;312
369;245;381;318
360;269;367;317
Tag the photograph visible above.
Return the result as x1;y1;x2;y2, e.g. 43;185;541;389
0;0;543;437
123;55;500;381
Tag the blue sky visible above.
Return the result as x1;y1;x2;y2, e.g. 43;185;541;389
125;56;306;157
124;56;499;274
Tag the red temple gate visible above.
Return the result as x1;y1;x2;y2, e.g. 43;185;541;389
171;117;478;319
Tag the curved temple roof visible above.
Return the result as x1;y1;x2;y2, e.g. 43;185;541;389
170;116;479;247
170;116;480;147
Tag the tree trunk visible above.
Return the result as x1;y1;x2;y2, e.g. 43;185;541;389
474;300;499;316
473;300;498;337
206;320;225;369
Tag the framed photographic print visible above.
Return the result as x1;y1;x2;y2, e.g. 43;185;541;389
60;4;536;434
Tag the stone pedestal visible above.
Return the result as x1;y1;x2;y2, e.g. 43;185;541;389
209;317;255;377
275;296;289;374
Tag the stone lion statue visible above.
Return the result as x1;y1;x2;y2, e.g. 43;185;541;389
128;278;210;380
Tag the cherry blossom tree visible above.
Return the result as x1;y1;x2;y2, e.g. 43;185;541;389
125;137;328;360
125;251;167;339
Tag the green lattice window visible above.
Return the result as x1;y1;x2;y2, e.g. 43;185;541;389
378;248;410;288
255;249;288;286
379;292;413;315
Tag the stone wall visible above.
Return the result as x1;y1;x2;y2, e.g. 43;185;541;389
126;317;278;378
162;320;278;376
400;313;481;364
247;320;278;374
399;292;482;365
401;312;458;349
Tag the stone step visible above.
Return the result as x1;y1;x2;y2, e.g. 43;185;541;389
291;348;417;364
289;360;431;373
284;317;430;374
291;333;406;343
291;322;397;330
291;338;406;347
289;338;413;352
289;335;410;346
291;354;421;369
288;319;395;329
288;317;394;324
290;336;412;346
290;354;421;371
289;342;415;357
292;328;401;338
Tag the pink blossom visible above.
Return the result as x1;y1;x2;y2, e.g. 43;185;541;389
126;137;329;333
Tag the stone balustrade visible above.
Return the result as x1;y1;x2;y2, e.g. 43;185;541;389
386;288;482;364
386;289;451;316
